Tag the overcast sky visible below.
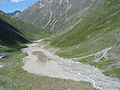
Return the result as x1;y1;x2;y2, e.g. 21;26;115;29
0;0;39;13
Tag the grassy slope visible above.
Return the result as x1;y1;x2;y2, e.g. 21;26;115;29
0;11;48;41
51;0;120;57
0;11;49;52
51;0;120;78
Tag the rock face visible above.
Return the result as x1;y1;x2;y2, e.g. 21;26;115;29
18;0;96;33
7;10;21;16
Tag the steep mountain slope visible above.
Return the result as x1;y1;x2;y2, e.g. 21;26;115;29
7;10;21;16
51;0;120;78
18;0;96;33
0;10;46;52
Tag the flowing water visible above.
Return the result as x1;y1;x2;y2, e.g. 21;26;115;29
22;39;120;90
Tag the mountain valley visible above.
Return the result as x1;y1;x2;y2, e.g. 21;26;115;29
0;0;120;90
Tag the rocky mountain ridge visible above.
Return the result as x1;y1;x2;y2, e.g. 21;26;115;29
7;10;21;16
18;0;96;33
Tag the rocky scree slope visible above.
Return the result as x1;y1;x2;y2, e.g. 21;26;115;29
18;0;96;34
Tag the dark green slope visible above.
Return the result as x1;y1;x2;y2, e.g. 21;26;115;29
0;11;47;52
0;19;28;45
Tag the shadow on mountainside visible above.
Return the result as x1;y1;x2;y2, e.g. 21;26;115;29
0;19;29;45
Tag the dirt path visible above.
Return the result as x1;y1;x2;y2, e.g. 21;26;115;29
22;39;120;90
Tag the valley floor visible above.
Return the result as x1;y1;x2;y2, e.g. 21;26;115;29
0;42;95;90
22;39;120;90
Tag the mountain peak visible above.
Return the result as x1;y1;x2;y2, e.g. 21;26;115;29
33;1;45;9
7;10;21;16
